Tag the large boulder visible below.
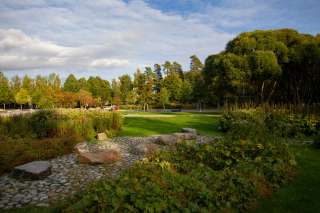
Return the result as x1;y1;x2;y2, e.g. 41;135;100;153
132;143;158;155
97;132;108;141
181;128;197;135
77;150;121;164
173;132;197;140
74;142;121;164
157;134;179;145
13;161;51;180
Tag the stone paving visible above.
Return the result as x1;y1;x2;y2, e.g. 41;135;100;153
0;135;216;209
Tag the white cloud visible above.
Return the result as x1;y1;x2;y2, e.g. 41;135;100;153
90;58;130;68
0;0;235;79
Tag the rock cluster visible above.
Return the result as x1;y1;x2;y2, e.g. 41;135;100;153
0;129;217;210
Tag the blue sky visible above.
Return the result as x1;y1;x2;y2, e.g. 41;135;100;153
0;0;319;80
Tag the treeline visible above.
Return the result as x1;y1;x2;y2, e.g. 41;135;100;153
0;55;204;109
0;28;319;110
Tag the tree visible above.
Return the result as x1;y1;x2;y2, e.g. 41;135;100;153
10;75;21;97
186;55;205;107
56;91;77;108
248;50;282;103
203;53;247;106
78;77;88;91
64;74;80;92
163;71;183;102
172;61;184;79
180;80;193;103
48;73;61;92
15;88;31;110
111;79;121;105
22;75;33;92
162;61;172;76
77;89;95;108
0;72;12;109
144;67;155;110
119;74;133;104
159;87;169;110
154;63;163;93
133;69;146;108
190;55;203;72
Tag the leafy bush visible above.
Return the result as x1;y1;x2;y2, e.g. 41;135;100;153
0;109;122;174
0;134;82;175
219;111;319;139
61;138;295;212
30;110;57;138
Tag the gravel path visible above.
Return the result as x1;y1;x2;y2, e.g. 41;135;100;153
0;135;216;209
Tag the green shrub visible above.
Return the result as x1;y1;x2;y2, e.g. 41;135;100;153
61;139;295;212
30;110;57;138
0;134;82;175
219;111;319;139
0;109;123;174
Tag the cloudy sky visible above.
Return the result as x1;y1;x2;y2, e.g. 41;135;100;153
0;0;319;80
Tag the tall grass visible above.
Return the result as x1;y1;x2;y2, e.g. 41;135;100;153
0;109;123;174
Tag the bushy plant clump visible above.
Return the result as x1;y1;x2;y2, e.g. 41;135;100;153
219;111;320;139
61;137;295;213
0;109;122;174
0;135;82;174
0;110;122;141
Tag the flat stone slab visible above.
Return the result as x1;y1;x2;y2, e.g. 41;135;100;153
13;161;51;180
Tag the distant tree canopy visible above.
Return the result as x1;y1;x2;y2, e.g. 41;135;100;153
0;29;319;109
204;29;320;105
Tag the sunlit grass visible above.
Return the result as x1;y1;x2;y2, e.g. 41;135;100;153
119;112;222;136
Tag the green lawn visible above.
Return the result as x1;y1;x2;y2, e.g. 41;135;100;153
254;146;320;213
119;112;222;136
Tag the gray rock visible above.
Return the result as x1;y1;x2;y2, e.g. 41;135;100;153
157;134;179;145
181;128;197;135
131;143;158;155
173;132;197;140
13;161;51;180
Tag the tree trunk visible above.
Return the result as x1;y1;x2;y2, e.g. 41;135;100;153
21;105;23;110
261;81;265;104
3;104;5;110
267;81;277;103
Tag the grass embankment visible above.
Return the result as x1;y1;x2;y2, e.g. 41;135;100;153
254;146;320;213
119;112;221;136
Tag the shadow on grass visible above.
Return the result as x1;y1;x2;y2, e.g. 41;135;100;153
253;146;320;213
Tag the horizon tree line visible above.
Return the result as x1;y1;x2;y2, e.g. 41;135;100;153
0;28;319;110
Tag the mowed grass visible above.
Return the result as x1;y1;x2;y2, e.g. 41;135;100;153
254;146;320;213
119;112;222;136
